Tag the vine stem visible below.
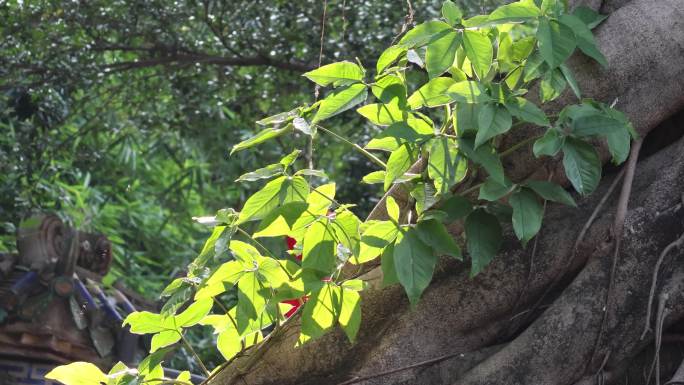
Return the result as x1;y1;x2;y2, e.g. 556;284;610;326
180;332;210;377
316;124;387;169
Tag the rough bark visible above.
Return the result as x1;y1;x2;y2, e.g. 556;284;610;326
209;0;684;384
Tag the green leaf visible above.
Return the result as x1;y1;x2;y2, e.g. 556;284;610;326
558;14;607;67
476;104;513;148
606;127;630;164
399;20;453;49
462;30;493;80
236;164;284;182
522;52;547;82
237;176;309;224
279;149;301;167
371;74;408;106
314;83;368;123
303;61;364;87
357;101;408;126
408;77;457;109
540;68;567;102
478;177;514;201
442;1;463;25
338;287;362;342
393;228;438;305
366;118;435;152
381;243;399;286
533;128;564;157
46;362;108;385
428;137;467;195
377;45;407;73
488;2;541;23
231;125;293;154
426;30;461;79
293;117;313;135
362;171;385;184
505;97;549;126
536;18;576;68
384;144;416;190
573;6;607;29
572;114;625;137
331;209;362;259
256;108;299;126
253;202;308;238
217;326;242;361
458;138;505;184
416;219;461;259
411;182;438;214
302;218;337;272
465;209;502;276
357;221;400;264
176;298;213;328
294;169;328;178
509;187;544;245
525;180;576;206
386;196;400;222
562;137;601;195
440;194;473;221
150;330;181;353
236;271;268;334
559;64;581;99
447;80;488;103
123;311;170;334
299;284;338;344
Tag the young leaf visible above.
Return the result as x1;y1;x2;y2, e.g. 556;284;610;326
426;30;461;79
217;326;242;361
362;171;386;184
236;271;268;334
533;128;564;157
462;30;493;80
377;45;407;73
314;83;368;123
465;209;502;277
505;97;549;126
371;74;408;106
525;180;577;206
415;219;462;259
150;330;181;353
393;228;439;305
231;125;293;155
331;209;362;259
536;18;576;68
384;144;416;190
476;104;513;148
562;137;601;195
302;218;337;272
303;61;364;87
509;187;544;246
442;1;463;25
175;298;213;328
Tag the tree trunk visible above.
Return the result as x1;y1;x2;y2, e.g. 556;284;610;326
209;0;684;384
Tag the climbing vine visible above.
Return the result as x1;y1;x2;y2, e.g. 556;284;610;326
47;0;636;383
